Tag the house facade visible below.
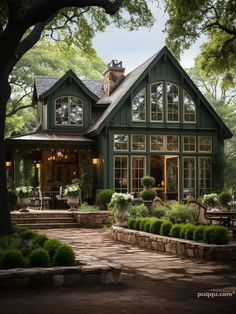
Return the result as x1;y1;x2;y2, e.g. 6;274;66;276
6;47;232;202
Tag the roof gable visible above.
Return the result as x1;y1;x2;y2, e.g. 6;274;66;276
86;46;232;139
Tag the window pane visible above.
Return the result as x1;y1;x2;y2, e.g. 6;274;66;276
131;156;146;197
183;91;196;122
167;135;179;151
151;82;163;121
199;157;212;196
55;96;83;125
167;83;179;122
114;134;128;151
150;135;164;151
55;97;69;125
199;136;212;152
183;136;196;152
114;156;128;193
183;157;196;198
132;88;146;121
131;134;146;151
70;97;83;125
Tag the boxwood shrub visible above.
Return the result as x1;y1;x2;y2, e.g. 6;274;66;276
143;218;156;233
0;249;25;269
193;226;206;242
160;221;172;236
53;245;75;266
19;230;37;240
28;248;50;267
185;225;196;240
150;219;164;235
134;218;143;231
170;224;184;238
127;217;136;230
43;239;62;260
203;226;229;245
140;218;151;231
179;224;193;239
31;234;49;248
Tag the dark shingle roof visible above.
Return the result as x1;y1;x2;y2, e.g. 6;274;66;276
34;76;104;99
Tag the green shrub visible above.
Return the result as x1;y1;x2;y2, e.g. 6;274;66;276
0;235;21;251
179;224;193;239
150;207;166;218
170;224;184;238
134;218;143;230
160;221;172;236
31;234;48;248
165;202;192;224
193;226;206;242
218;191;232;207
53;245;75;266
150;219;164;234
129;204;148;218
140;218;150;231
43;239;62;260
98;189;115;206
185;225;196;240
140;189;157;201
143;219;155;233
0;249;25;269
127;217;136;229
28;248;50;267
15;225;29;235
141;176;155;189
19;230;37;240
203;226;229;245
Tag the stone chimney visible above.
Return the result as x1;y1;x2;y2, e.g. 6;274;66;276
102;60;125;96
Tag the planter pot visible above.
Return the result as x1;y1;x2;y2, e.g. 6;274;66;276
18;197;30;212
67;196;80;211
114;210;129;227
143;200;153;212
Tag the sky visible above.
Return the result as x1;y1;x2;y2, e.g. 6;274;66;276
93;2;203;74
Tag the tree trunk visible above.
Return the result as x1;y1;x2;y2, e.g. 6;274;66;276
0;71;13;235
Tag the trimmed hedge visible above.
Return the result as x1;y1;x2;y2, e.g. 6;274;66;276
140;218;150;231
170;224;184;238
179;224;193;239
0;249;25;269
127;217;136;230
150;219;164;235
43;239;62;260
203;226;229;245
134;218;143;230
53;245;75;266
193;226;206;242
185;225;196;240
160;221;172;236
28;248;50;267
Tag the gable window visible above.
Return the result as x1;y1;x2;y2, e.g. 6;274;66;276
183;91;196;123
167;82;179;122
150;135;164;151
199;136;212;152
132;88;146;121
55;96;83;125
150;82;163;121
183;136;196;152
114;134;128;151
167;135;179;151
131;134;146;151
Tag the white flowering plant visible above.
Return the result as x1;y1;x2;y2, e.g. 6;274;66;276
15;186;33;198
109;192;134;226
64;183;81;197
202;193;218;208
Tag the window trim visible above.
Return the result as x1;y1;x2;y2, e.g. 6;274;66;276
198;136;212;153
183;136;196;153
150;135;164;152
113;155;129;193
113;134;129;152
131;88;147;122
150;81;164;122
166;82;179;123
183;156;196;199
131;134;146;152
54;96;83;126
183;90;196;124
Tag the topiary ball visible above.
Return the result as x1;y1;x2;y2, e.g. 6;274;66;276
43;239;62;260
53;245;75;266
149;219;164;234
193;226;206;242
0;249;25;269
28;248;50;267
20;230;37;240
203;226;229;245
140;218;151;231
31;234;49;248
160;221;172;236
185;225;196;240
170;224;184;238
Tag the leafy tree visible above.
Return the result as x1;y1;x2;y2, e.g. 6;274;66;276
0;1;156;234
164;0;236;81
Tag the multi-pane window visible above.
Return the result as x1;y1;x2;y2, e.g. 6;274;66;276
131;134;146;151
183;91;196;123
114;134;128;151
150;82;163;121
132;88;146;121
199;136;212;152
150;135;164;151
183;157;196;198
183;136;196;152
199;157;212;196
114;156;128;193
167;83;179;122
55;96;83;125
167;135;179;151
131;156;146;196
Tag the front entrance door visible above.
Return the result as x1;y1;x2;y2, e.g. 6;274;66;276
54;163;78;186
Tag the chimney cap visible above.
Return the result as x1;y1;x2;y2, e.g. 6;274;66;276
108;60;123;68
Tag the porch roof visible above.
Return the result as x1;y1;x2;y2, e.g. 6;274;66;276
7;132;94;143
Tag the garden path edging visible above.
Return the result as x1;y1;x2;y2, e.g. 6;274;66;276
112;226;236;261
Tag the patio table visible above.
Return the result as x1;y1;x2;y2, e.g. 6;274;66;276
206;210;236;229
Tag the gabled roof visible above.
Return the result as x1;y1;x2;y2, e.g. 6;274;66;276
86;46;232;139
34;70;104;100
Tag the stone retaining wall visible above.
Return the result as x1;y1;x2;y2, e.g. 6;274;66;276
0;259;121;289
112;226;236;261
75;211;110;228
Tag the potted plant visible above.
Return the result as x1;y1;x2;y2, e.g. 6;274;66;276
15;186;33;212
202;193;218;209
218;191;232;209
64;183;81;211
109;192;133;226
140;176;157;212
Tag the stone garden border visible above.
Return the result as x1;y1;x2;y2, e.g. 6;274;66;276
0;258;121;289
75;211;110;228
112;226;236;261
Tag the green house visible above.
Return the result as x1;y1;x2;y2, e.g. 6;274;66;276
6;46;232;203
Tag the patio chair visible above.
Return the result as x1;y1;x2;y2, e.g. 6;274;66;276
38;189;51;210
56;186;68;209
30;188;41;210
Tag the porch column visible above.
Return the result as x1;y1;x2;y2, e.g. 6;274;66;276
13;149;21;188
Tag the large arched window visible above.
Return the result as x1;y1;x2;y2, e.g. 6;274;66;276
166;82;179;122
183;91;196;123
150;82;163;121
131;88;146;121
55;96;83;125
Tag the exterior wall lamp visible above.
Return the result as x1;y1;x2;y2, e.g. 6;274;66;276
92;158;99;165
6;161;12;167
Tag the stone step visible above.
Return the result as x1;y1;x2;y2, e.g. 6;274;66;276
11;212;74;219
16;222;79;229
12;217;76;224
